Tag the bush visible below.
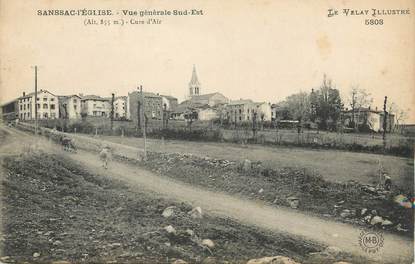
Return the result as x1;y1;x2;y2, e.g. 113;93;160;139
68;121;95;134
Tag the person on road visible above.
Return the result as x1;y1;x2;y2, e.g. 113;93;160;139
99;145;111;169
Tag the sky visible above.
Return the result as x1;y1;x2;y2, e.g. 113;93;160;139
1;0;414;122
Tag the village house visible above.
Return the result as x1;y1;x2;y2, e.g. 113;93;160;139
226;99;272;124
226;99;255;123
18;90;59;120
255;102;272;121
113;96;128;119
190;92;229;107
171;102;220;122
127;91;163;123
58;95;82;119
342;107;395;132
81;95;111;117
1;99;18;123
161;95;178;111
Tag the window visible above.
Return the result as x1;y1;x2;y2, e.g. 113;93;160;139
43;113;48;118
73;99;77;103
239;109;242;114
20;114;23;119
50;98;54;101
74;105;77;110
43;104;48;109
36;104;40;109
20;105;22;110
23;105;26;110
239;116;242;121
50;104;55;110
43;98;47;102
51;113;56;118
37;98;39;101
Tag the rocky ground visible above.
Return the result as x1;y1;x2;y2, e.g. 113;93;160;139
121;152;414;238
1;150;373;264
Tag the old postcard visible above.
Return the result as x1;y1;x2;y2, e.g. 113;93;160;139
0;0;414;263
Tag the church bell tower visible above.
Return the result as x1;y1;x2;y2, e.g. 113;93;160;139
188;65;201;98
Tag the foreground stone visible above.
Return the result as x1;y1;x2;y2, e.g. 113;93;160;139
164;225;177;235
162;206;176;218
189;206;203;219
171;259;188;264
201;238;215;249
246;256;300;264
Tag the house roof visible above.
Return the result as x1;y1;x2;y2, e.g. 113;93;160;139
81;95;109;101
58;94;81;99
228;99;254;106
130;91;162;98
191;92;226;100
161;95;177;100
19;89;56;99
172;101;209;113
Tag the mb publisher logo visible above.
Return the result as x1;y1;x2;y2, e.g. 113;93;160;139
359;230;384;254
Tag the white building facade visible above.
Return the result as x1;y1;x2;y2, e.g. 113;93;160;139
114;96;127;119
18;90;59;120
81;95;111;117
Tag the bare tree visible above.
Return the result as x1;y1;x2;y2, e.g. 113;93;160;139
388;102;409;132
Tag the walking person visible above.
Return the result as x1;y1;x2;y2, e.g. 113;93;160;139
99;145;111;169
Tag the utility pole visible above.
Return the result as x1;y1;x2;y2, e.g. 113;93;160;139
34;66;38;136
138;85;147;160
110;93;115;131
383;96;388;142
163;103;167;129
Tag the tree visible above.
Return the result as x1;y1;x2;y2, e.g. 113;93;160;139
348;85;373;131
388;102;409;132
314;75;343;130
285;92;311;123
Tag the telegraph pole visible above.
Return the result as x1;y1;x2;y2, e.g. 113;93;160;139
138;85;147;160
110;93;115;131
383;96;388;142
34;66;38;136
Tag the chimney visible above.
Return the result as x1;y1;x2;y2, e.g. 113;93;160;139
375;107;378;111
23;92;26;96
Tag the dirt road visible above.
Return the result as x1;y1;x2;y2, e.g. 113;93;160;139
86;135;414;188
69;152;412;263
1;126;413;263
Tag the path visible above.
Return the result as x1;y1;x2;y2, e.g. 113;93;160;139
1;126;413;263
88;135;414;188
70;151;412;263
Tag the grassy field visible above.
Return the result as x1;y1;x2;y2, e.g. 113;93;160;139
33;118;414;157
93;135;413;189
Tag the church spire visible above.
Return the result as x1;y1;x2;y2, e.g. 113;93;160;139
189;64;200;86
188;64;201;97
